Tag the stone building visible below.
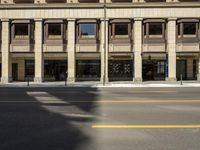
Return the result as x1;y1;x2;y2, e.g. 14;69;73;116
0;0;200;83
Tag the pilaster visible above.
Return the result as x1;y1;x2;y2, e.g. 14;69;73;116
100;19;109;83
167;18;177;81
134;18;143;82
34;19;44;83
67;19;76;83
1;19;12;83
197;56;200;81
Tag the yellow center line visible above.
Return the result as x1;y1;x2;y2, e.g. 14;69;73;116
1;100;200;103
94;100;200;103
92;125;200;129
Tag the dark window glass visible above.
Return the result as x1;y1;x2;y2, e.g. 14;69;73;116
48;24;62;36
149;23;163;35
76;60;100;79
25;60;35;81
80;24;96;37
183;23;196;35
15;24;28;36
115;24;128;36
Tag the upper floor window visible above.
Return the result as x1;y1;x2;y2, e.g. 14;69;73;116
177;20;199;38
14;0;34;3
46;0;66;3
48;24;62;38
78;0;99;3
44;20;65;40
144;20;165;38
11;20;33;41
115;24;129;37
183;23;196;35
110;20;131;39
14;24;29;38
80;23;96;38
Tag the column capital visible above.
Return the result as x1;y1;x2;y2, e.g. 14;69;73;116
168;18;177;21
67;18;76;22
1;19;10;22
100;18;109;21
34;19;43;22
134;18;143;21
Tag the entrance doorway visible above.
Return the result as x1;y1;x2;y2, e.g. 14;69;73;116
12;63;18;81
143;60;166;81
176;60;187;80
44;60;67;81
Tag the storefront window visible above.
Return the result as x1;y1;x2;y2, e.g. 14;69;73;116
25;60;35;80
44;60;67;81
109;60;133;81
157;61;165;74
76;60;100;80
80;23;96;38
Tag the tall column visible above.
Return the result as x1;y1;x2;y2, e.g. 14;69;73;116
134;18;143;82
187;58;193;80
34;19;44;83
100;19;109;83
167;18;177;81
67;19;76;83
1;19;12;83
197;56;200;81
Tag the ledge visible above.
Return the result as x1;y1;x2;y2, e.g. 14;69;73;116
0;2;200;9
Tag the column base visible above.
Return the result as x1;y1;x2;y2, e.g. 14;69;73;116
1;76;12;83
100;77;109;84
166;77;177;82
67;77;75;83
197;74;200;81
34;77;43;83
133;78;143;83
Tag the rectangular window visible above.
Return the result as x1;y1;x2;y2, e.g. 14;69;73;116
183;23;196;35
115;24;128;37
48;24;62;38
80;23;96;38
14;24;29;38
149;23;163;35
157;61;165;74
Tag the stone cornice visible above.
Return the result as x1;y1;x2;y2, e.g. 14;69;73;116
0;2;200;9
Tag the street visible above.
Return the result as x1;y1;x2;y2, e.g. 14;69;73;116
0;87;200;150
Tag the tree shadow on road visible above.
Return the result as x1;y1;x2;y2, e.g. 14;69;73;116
0;87;99;150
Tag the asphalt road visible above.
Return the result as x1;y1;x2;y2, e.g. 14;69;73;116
0;87;200;150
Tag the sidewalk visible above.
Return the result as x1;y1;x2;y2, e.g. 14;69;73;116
0;81;200;87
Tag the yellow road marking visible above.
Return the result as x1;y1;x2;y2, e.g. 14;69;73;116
92;125;200;129
1;100;200;103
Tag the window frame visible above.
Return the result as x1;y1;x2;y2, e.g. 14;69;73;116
177;22;199;38
111;22;131;39
78;22;98;39
144;22;165;39
47;23;63;39
12;23;30;40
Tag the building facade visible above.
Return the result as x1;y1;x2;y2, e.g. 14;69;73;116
0;0;200;83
